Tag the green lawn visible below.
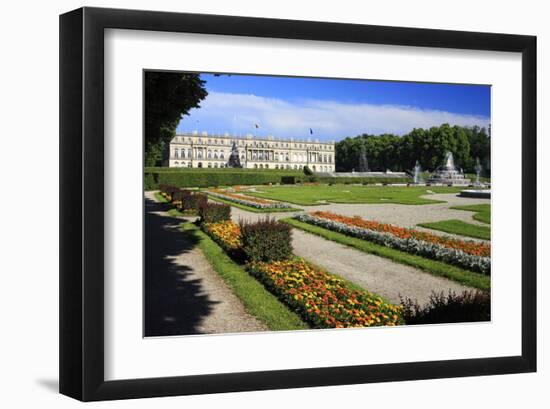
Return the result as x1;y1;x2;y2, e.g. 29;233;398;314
153;191;169;203
181;223;309;331
418;219;490;240
207;195;300;213
450;204;491;224
282;218;490;291
245;185;464;206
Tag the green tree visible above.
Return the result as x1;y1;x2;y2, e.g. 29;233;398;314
144;72;208;166
335;124;482;173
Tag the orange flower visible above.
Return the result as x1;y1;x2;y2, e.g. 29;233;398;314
311;211;490;257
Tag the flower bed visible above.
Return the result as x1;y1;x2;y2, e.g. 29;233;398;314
208;189;292;209
201;220;403;328
202;220;242;252
248;259;402;328
295;212;491;275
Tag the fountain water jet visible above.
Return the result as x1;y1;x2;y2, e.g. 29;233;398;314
428;151;470;185
473;157;484;187
413;160;424;184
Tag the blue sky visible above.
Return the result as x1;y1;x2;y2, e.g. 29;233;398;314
176;73;491;141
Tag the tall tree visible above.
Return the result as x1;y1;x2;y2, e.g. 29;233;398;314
334;123;485;173
144;72;208;166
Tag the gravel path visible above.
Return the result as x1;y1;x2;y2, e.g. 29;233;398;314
228;200;479;305
145;191;267;336
229;192;489;238
290;229;473;305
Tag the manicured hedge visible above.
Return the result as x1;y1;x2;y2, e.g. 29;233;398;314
239;218;293;262
318;176;411;184
146;168;411;189
181;192;207;211
199;202;231;224
280;176;296;184
147;170;305;188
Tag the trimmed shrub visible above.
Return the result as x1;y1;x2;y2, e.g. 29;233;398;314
199;202;231;224
144;173;158;190
304;175;319;183
147;169;303;188
281;176;296;184
159;184;180;201
317;176;410;184
239;217;293;262
182;192;208;211
400;290;490;325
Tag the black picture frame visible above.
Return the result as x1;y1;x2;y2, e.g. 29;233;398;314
59;7;537;401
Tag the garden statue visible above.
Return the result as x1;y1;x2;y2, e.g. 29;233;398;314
227;141;242;168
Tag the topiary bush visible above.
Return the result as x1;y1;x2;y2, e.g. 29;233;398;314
199;202;231;224
280;176;296;184
182;192;208;211
400;290;490;325
239;217;293;262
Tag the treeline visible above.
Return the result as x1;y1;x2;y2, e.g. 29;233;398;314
335;124;490;175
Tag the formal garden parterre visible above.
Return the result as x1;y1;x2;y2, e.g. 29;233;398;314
294;211;490;275
207;188;295;210
153;180;490;327
201;217;403;328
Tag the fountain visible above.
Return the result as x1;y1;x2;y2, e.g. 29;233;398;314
413;160;424;184
473;157;484;187
459;157;491;198
358;144;369;172
428;151;470;185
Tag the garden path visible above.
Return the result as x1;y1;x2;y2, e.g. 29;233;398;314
229;205;477;305
145;191;267;336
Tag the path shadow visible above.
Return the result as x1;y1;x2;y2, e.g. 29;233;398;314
144;197;218;336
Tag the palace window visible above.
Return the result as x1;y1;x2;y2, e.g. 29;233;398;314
207;150;212;159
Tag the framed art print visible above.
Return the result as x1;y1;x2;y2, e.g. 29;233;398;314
59;7;537;401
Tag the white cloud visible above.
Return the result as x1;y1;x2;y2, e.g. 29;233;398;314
181;91;490;140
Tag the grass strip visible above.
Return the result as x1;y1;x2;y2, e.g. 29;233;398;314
282;218;490;292
418;219;491;240
153;191;169;203
208;195;300;213
451;204;491;224
181;222;309;331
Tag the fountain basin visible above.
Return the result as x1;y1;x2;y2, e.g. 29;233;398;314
459;189;491;199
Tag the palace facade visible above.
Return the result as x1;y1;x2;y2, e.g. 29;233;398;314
164;131;335;172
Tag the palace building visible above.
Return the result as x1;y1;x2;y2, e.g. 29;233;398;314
164;131;336;172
